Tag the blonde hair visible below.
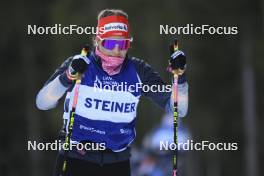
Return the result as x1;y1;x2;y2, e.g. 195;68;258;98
97;9;128;20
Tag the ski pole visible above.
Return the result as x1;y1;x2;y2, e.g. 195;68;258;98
60;46;89;176
170;39;179;176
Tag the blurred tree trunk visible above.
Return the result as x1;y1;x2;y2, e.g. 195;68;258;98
241;16;259;176
262;0;264;33
22;42;43;176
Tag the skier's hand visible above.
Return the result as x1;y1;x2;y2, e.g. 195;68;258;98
59;46;90;86
66;54;90;80
168;50;186;75
69;55;89;74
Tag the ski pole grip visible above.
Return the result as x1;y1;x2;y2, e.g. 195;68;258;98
169;39;181;77
170;39;179;55
76;44;90;80
81;44;90;56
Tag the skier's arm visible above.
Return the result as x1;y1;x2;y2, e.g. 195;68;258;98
166;80;189;117
36;55;89;110
131;57;188;117
36;57;73;110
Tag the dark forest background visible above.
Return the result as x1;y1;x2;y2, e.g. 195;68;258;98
0;0;263;175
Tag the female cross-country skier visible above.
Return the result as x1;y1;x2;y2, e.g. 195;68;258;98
36;9;188;176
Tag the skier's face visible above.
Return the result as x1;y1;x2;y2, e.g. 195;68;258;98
96;36;129;58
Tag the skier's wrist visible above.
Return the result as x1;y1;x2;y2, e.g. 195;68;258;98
178;73;187;84
59;70;75;87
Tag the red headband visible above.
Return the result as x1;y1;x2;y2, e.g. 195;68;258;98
97;15;129;39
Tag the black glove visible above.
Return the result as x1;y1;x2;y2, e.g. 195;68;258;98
169;50;186;70
68;55;89;75
168;40;187;84
59;55;89;86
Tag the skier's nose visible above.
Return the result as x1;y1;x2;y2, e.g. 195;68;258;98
112;45;121;56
